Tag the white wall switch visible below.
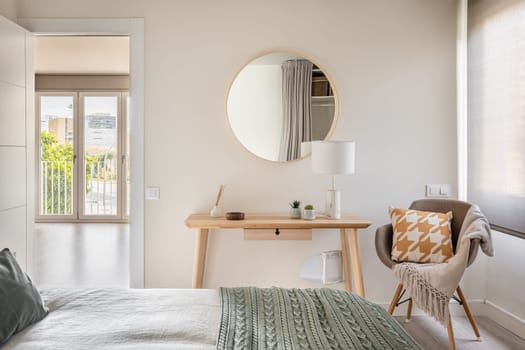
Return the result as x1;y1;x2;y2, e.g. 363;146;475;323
145;186;160;200
426;184;451;198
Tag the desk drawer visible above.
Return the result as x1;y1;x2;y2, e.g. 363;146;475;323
244;228;312;240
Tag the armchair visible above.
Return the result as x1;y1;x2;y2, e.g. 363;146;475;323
375;199;481;350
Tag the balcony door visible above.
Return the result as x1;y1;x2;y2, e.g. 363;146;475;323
36;91;129;222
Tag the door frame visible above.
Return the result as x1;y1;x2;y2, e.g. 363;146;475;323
19;18;145;288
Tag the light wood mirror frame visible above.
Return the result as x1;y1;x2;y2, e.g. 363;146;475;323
226;50;339;163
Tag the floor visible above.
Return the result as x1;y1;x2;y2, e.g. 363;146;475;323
35;223;129;287
396;315;525;350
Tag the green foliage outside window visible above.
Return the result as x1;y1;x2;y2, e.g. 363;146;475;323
40;131;97;215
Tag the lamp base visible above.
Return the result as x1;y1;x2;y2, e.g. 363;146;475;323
325;189;341;219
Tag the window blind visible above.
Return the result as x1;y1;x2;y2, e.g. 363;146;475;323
467;0;525;237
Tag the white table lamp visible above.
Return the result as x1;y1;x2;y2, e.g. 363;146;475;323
311;141;355;219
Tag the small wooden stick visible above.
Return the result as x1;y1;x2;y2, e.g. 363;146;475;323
215;185;225;206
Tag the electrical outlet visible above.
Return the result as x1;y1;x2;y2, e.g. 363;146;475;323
426;184;451;198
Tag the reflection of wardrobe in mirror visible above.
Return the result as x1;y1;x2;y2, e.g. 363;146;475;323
311;66;335;141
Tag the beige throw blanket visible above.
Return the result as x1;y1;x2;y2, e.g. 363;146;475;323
392;205;493;325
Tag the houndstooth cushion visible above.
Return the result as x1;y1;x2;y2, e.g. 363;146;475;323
389;207;454;263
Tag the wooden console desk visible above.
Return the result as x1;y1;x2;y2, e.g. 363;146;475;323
184;214;372;297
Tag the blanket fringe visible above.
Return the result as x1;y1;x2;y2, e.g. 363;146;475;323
393;263;451;327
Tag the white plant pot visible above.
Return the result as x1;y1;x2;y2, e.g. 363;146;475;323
290;208;302;219
303;209;316;220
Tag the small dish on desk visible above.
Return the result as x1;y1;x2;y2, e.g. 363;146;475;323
225;212;245;220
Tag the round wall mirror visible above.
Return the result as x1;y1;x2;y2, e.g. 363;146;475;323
227;52;338;162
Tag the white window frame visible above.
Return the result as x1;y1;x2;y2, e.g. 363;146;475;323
78;91;126;221
36;91;129;223
35;91;79;221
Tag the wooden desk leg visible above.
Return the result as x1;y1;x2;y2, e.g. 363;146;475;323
347;228;365;298
192;228;209;288
340;229;352;292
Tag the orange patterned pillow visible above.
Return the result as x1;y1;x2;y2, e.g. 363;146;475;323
389;207;454;263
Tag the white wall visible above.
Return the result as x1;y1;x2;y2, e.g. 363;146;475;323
34;36;130;74
17;0;458;303
461;230;525;337
0;0;17;21
486;231;525;320
0;14;33;272
228;65;283;161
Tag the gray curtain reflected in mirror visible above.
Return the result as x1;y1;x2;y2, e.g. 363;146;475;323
279;59;313;161
227;52;337;162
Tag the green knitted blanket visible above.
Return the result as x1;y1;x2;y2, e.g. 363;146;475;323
217;287;421;350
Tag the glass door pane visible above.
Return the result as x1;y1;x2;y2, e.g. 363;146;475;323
38;95;75;217
82;95;119;217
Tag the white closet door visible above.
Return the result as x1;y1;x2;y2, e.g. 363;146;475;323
0;15;34;272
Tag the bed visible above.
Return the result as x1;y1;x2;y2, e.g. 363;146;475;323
4;287;421;350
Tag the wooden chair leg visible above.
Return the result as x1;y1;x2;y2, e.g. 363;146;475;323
457;286;481;340
447;312;456;350
406;298;413;322
388;283;404;315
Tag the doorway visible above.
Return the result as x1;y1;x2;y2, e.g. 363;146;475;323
33;35;131;287
19;18;145;288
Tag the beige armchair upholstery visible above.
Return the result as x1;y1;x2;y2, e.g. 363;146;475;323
375;198;480;269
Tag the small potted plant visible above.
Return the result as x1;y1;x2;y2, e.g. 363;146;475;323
289;200;302;219
303;204;316;220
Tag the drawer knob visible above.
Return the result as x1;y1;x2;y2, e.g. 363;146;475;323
275;228;280;236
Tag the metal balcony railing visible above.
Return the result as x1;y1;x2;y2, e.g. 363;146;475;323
40;160;73;215
40;159;118;216
85;159;118;216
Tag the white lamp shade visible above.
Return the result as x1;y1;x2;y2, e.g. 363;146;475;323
311;141;355;175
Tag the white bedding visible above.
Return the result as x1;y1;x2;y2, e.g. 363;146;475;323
4;288;220;350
